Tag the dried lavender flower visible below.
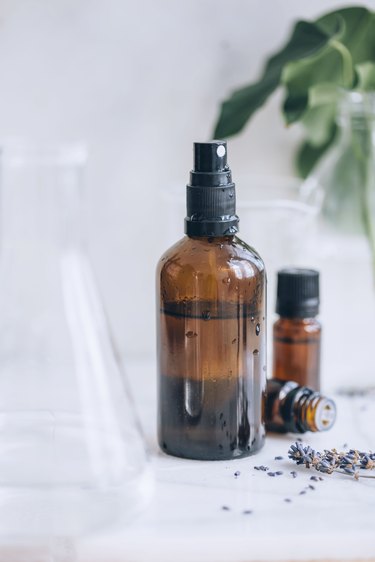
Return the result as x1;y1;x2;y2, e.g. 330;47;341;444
288;442;375;480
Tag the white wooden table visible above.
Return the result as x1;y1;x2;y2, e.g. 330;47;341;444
1;359;374;562
76;359;375;562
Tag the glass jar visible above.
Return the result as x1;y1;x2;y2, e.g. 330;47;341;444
301;92;375;389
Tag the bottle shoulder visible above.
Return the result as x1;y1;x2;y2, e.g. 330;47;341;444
157;236;266;304
157;235;265;277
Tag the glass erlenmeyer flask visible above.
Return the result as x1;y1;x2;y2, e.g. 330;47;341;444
0;143;152;536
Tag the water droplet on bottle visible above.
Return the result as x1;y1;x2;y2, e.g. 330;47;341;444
186;331;197;338
251;316;255;323
202;310;211;321
256;323;260;336
222;277;231;284
232;338;237;344
253;349;259;356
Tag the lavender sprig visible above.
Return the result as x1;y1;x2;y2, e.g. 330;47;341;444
288;442;375;480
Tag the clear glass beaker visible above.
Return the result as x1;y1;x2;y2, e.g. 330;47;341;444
0;143;152;536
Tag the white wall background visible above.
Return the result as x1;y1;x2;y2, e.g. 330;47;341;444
0;0;373;360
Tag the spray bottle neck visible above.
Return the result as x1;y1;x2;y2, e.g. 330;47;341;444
184;141;239;237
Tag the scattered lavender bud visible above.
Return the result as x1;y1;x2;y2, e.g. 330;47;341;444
290;471;297;478
299;490;307;495
254;466;260;471
275;456;284;460
318;476;324;481
221;505;230;511
243;510;253;515
275;471;283;476
284;498;292;503
234;471;240;477
310;476;319;481
267;472;275;477
288;442;375;479
308;484;315;490
296;437;303;442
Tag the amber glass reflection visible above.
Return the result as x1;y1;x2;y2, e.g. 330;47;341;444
156;235;266;460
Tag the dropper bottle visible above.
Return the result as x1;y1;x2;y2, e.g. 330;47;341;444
265;378;336;434
156;141;267;460
273;269;321;390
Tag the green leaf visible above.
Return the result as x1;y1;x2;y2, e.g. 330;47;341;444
300;103;337;147
282;7;375;129
283;93;308;124
316;7;375;64
308;83;342;107
213;20;337;138
283;82;341;130
355;62;375;90
295;128;337;178
281;30;353;126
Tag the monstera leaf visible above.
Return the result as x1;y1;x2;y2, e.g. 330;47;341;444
213;6;375;177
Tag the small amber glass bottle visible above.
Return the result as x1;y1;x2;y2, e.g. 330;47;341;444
273;269;321;390
265;378;336;434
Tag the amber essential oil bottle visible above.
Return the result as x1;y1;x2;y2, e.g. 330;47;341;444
156;141;266;460
273;269;321;390
265;378;336;433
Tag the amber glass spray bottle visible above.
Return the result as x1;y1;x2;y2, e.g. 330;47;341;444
157;141;266;460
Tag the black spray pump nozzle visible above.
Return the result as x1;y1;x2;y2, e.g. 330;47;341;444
193;141;228;173
185;141;239;237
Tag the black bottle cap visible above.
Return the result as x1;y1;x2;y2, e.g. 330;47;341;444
185;141;239;237
276;268;320;318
